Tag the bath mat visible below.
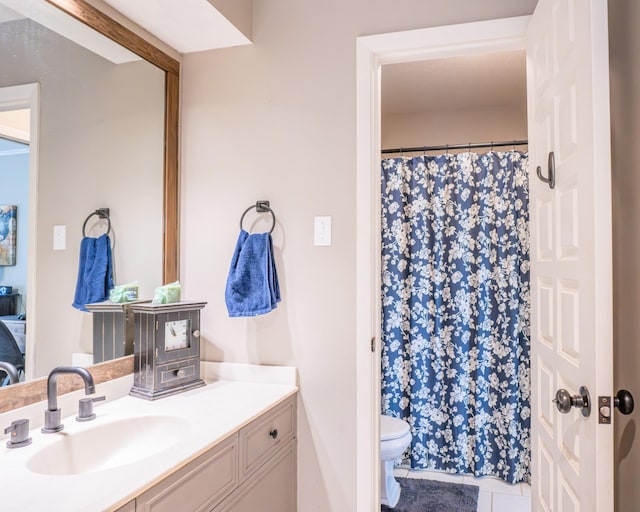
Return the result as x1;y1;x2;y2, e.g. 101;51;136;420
381;477;479;512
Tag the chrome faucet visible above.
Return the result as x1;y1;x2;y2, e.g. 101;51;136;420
0;361;19;385
42;366;95;433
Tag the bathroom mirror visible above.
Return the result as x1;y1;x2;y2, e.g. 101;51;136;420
0;0;179;387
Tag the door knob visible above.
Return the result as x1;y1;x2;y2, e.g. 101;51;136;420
553;386;591;417
614;389;634;415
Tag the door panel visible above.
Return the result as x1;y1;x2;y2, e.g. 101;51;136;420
527;0;613;510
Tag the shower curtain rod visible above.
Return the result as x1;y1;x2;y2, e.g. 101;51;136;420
381;139;528;155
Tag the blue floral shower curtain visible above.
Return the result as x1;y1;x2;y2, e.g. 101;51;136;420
380;151;530;484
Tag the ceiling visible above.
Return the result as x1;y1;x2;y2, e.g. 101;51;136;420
0;109;30;143
382;50;527;115
101;0;251;54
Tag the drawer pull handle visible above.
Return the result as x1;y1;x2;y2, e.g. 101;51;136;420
269;428;278;440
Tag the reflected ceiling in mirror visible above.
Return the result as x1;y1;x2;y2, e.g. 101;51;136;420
0;0;174;385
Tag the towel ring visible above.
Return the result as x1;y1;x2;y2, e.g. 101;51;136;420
240;201;276;234
82;208;111;237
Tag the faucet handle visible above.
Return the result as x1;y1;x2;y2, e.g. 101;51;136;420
5;419;32;448
76;395;106;422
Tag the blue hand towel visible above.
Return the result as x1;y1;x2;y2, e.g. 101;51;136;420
225;230;281;317
72;234;114;311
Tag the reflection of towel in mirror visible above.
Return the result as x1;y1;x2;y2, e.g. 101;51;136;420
72;234;114;311
225;230;281;317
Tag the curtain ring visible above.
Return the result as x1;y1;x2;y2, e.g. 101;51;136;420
490;141;494;152
467;142;471;154
445;144;449;155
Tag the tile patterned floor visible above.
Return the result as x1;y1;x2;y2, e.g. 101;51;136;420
393;468;531;512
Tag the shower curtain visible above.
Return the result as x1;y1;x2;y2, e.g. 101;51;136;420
380;151;530;484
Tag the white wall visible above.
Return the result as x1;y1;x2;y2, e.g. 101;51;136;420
0;19;165;377
180;2;538;510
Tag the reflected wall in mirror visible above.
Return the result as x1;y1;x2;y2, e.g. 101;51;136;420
0;0;179;386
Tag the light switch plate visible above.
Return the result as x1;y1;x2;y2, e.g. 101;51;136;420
314;216;332;246
53;225;66;250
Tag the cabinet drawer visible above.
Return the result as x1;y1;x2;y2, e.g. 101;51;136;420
136;434;238;512
158;359;199;385
239;396;296;480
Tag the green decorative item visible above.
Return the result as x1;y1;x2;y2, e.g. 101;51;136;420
109;281;139;303
151;280;181;304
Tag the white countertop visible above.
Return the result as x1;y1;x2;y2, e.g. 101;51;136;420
0;363;298;512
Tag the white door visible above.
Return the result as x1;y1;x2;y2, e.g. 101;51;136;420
527;0;613;510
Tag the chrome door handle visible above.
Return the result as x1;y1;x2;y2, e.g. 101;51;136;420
553;386;591;417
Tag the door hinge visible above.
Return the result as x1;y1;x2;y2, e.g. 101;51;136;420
370;337;376;353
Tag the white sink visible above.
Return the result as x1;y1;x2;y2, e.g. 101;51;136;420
27;414;191;476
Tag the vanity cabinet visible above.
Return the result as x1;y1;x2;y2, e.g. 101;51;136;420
116;501;136;512
134;395;296;512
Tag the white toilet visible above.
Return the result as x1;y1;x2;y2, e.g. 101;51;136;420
380;414;412;507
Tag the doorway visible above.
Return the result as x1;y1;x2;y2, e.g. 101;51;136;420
0;83;40;381
378;51;530;512
0;107;30;309
355;17;532;511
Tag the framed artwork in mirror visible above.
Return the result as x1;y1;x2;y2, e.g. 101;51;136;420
0;205;17;265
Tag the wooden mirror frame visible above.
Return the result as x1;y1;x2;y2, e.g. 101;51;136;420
0;0;179;413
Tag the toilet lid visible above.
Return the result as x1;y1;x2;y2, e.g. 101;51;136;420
380;415;410;441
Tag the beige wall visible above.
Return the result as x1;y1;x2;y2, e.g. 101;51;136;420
209;0;253;40
609;1;640;511
0;19;165;377
382;105;528;153
180;1;537;510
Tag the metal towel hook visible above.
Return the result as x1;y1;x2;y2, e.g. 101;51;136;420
82;208;111;237
240;201;276;234
536;151;556;189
